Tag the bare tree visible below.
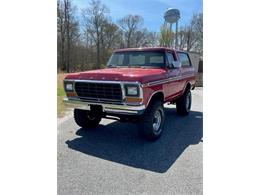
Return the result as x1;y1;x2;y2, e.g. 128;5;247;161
192;13;203;53
82;0;109;68
57;0;79;72
183;13;203;52
59;0;189;72
118;15;143;48
186;26;196;51
159;24;174;47
178;26;187;50
132;29;146;47
69;19;81;71
57;0;201;72
101;21;121;62
64;0;71;72
145;31;158;47
57;0;66;71
132;28;158;47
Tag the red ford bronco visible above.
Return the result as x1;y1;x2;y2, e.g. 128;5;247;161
63;47;196;141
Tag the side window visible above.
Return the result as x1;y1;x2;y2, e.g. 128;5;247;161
116;54;124;65
166;53;175;65
177;52;191;67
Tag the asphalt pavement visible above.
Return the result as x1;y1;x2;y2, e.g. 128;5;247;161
58;88;203;195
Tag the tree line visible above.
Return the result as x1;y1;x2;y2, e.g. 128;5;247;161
57;0;202;73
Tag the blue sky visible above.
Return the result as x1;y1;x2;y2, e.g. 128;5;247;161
73;0;202;32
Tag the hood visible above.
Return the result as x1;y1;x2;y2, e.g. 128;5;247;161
65;68;167;83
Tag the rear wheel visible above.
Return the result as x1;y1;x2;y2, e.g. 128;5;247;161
176;89;192;116
138;101;165;141
74;109;102;129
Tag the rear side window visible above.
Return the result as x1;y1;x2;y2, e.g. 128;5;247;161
177;52;191;67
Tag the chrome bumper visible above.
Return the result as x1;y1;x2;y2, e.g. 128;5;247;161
63;97;145;115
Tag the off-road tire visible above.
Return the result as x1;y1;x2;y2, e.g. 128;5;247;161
138;101;165;141
74;109;102;129
176;89;192;116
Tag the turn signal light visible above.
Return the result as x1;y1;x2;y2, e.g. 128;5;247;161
125;97;143;103
66;92;77;97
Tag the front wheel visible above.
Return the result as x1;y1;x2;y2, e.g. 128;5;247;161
74;109;102;129
138;101;165;141
176;89;192;116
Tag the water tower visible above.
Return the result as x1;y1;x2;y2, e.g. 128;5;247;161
164;8;180;48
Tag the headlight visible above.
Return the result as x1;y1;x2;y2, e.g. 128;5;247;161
65;83;73;91
125;84;139;96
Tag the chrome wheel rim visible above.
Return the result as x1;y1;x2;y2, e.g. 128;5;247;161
153;110;162;132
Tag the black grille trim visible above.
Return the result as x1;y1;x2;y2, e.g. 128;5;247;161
75;82;123;102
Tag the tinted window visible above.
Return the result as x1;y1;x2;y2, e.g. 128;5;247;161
111;53;124;65
150;55;164;64
107;51;166;68
166;53;175;65
177;52;191;67
129;54;145;65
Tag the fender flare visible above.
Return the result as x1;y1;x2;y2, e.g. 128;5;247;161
145;90;164;108
181;82;192;95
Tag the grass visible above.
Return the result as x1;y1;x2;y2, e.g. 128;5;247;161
57;73;67;117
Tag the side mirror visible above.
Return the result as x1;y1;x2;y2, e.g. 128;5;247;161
172;61;181;69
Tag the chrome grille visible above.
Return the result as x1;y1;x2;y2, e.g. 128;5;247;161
75;82;123;102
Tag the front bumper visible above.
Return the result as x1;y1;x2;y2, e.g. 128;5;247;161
63;97;145;115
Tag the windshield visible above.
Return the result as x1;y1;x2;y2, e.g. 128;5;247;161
107;51;166;68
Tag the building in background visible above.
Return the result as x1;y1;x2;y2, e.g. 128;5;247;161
188;51;203;87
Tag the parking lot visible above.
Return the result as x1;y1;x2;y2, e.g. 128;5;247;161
58;88;203;195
